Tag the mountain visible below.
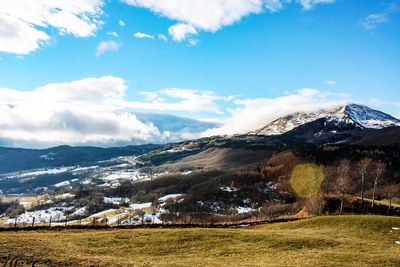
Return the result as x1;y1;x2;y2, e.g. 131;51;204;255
0;144;162;174
254;104;400;136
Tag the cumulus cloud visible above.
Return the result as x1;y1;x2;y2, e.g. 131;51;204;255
123;0;336;42
134;32;169;42
134;32;155;39
123;0;264;32
96;40;121;56
0;0;104;55
0;76;225;147
202;88;349;136
168;23;198;41
128;88;224;113
0;76;164;147
4;76;391;148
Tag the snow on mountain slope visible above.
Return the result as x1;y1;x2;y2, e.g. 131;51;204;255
254;104;400;136
343;104;400;129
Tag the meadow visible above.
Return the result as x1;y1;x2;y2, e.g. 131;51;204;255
0;215;399;266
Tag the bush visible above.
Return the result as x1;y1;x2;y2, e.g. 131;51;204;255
4;200;25;218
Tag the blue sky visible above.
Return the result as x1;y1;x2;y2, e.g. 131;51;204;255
0;0;399;147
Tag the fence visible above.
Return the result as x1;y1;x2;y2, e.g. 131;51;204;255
0;213;306;231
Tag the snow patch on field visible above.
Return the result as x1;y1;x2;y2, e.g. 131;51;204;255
158;194;183;202
72;206;87;216
100;170;148;181
6;207;69;224
53;180;70;187
6;167;74;179
72;166;99;173
81;179;93;185
54;193;75;199
103;197;129;205
130;202;152;210
236;207;254;214
220;187;238;192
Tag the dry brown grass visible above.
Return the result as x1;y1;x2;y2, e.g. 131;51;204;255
0;215;399;266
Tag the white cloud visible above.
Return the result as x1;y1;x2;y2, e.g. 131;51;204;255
0;13;50;55
128;88;223;113
265;0;284;13
168;24;198;42
297;0;336;10
96;41;121;56
140;91;159;101
119;20;126;27
366;98;400;119
123;0;264;32
188;39;199;46
0;76;163;147
325;80;337;85
123;0;336;41
158;34;168;42
2;77;394;148
0;0;104;55
202;88;349;136
0;77;224;147
107;31;119;37
134;32;155;39
361;1;400;30
361;14;388;30
134;32;169;42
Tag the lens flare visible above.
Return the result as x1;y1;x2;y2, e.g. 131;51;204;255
290;163;324;198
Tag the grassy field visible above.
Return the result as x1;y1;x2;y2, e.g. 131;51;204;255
0;215;399;266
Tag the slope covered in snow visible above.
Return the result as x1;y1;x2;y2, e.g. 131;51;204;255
254;104;400;136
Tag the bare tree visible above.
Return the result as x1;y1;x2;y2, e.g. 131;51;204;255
358;158;372;207
371;162;386;208
387;184;396;214
334;160;352;214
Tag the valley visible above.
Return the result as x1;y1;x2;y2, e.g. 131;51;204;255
0;104;399;229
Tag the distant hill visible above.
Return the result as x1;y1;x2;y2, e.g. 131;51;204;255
0;144;161;174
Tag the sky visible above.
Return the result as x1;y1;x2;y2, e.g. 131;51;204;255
0;0;399;148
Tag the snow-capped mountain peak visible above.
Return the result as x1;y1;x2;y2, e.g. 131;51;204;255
343;104;400;129
254;104;400;136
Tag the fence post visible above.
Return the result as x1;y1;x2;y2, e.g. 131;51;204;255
105;217;108;227
92;217;95;227
117;217;120;226
14;217;17;228
49;217;52;227
31;217;35;228
65;216;68;227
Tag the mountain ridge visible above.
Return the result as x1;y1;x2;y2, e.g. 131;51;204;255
254;104;400;136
